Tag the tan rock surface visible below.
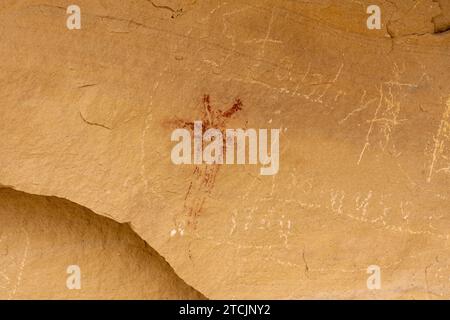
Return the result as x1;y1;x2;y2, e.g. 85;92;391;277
0;0;449;299
0;188;204;299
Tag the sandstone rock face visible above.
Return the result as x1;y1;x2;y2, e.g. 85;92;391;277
0;0;449;299
0;188;204;299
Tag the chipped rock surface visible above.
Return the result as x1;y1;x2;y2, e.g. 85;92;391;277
0;188;204;299
0;0;449;299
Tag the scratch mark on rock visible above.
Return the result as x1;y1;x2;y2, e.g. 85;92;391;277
427;98;450;182
8;228;29;300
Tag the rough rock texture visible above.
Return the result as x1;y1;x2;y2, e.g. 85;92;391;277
0;0;449;299
0;188;204;299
